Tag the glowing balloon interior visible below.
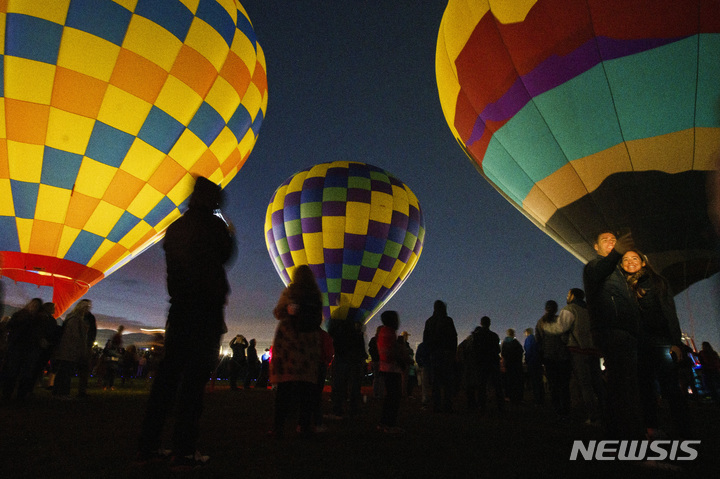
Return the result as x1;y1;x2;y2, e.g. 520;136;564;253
436;0;720;293
265;162;425;324
0;0;268;315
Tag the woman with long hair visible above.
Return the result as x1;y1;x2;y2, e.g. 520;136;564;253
377;310;409;433
269;265;324;437
620;250;690;438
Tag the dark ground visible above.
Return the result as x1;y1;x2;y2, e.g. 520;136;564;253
1;379;718;479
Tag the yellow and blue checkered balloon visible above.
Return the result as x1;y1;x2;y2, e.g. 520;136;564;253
265;162;425;324
0;0;267;315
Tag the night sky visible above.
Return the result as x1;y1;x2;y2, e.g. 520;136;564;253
2;0;719;351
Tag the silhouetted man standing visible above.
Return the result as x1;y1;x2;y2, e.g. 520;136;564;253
471;316;505;415
137;177;235;471
422;300;457;413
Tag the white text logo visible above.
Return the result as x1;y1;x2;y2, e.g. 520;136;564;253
569;440;700;461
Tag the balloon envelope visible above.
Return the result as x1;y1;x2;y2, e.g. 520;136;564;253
265;161;425;324
0;0;267;314
436;0;720;293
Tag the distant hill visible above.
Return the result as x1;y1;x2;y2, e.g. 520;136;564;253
95;330;162;349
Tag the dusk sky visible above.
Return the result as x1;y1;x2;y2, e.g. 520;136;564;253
3;0;719;351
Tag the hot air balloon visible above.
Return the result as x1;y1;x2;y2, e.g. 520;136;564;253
436;0;720;294
264;161;425;324
0;0;268;315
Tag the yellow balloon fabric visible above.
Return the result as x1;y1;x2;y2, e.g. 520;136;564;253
0;0;267;315
265;162;425;324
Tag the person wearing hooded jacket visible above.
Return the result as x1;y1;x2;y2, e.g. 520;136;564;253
137;176;235;471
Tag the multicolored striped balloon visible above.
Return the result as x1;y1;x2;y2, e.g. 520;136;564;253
0;0;267;314
436;0;720;292
265;162;425;324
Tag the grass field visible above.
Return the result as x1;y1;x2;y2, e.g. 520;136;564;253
1;379;718;478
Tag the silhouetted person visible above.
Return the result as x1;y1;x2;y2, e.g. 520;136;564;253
244;339;260;389
312;327;334;432
368;327;384;399
328;317;367;418
228;335;248;390
423;300;457;413
699;341;720;403
256;349;271;389
457;330;480;410
53;299;96;399
377;310;410;433
415;340;430;407
523;328;544;405
137;176;235;471
470;316;504;415
501;329;524;402
102;325;124;390
542;289;604;424
398;331;415;397
269;265;323;437
536;300;572;419
35;302;61;391
1;298;42;400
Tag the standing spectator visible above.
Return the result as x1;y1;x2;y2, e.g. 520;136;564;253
52;299;95;399
328;317;367;418
398;331;415;397
621;250;691;438
269;265;324;438
136;352;148;379
541;289;604;424
368;326;384;399
501;329;524;402
583;231;643;439
536;301;572;420
312;327;334;432
457;331;480;411
122;345;139;385
523;328;544;405
422;300;458;413
470;317;505;415
36;302;61;390
256;349;271;389
136;176;235;470
244;339;261;389
228;335;248;390
677;343;697;398
102;325;124;390
1;298;42;401
377;310;410;433
415;340;430;407
699;341;720;403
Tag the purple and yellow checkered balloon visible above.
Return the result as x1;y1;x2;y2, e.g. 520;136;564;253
0;0;267;315
265;162;425;324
